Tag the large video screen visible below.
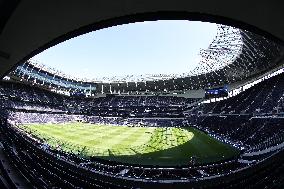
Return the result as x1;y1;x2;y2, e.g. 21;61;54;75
205;86;228;99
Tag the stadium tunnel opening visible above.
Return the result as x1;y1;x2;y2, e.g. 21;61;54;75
1;8;283;189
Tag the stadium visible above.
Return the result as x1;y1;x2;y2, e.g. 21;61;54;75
0;1;284;189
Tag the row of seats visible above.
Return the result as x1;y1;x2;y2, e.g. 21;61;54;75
199;72;284;114
1;119;284;188
193;115;284;152
0;81;198;117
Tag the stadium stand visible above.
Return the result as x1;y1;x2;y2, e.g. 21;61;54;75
0;80;198;118
198;71;284;114
1;69;284;187
0;22;283;188
0;118;283;188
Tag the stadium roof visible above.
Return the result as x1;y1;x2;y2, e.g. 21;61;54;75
0;0;284;80
9;26;283;94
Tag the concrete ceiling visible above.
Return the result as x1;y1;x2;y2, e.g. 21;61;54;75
0;0;283;78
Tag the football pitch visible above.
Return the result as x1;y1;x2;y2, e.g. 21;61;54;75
20;122;239;166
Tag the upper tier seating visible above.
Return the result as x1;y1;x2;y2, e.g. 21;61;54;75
199;72;284;114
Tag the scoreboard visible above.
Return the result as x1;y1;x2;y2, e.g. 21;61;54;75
205;86;228;99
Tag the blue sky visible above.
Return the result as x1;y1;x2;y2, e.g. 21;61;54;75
32;20;217;79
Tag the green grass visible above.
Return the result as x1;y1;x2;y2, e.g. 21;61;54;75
19;122;239;166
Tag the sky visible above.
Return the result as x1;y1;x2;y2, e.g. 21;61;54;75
31;20;218;79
